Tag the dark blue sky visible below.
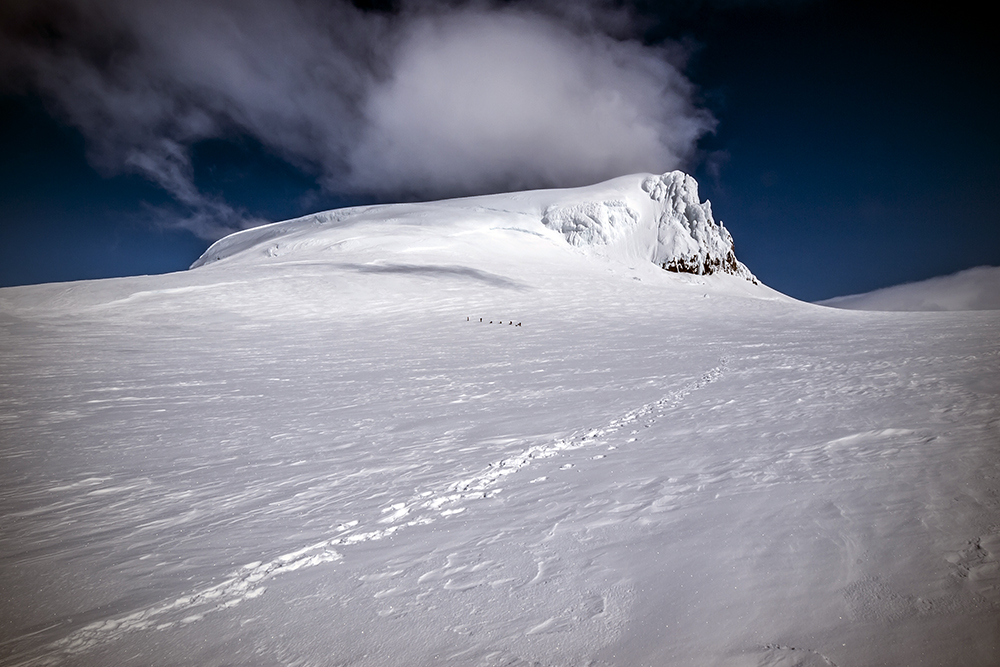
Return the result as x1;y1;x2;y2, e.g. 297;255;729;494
1;0;996;301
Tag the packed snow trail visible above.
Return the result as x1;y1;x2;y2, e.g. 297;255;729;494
8;356;731;666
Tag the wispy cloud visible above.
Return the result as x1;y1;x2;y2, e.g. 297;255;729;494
1;0;715;239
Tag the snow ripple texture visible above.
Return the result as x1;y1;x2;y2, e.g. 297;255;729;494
10;359;729;666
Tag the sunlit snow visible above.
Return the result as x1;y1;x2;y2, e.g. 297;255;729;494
819;265;1000;312
1;174;997;666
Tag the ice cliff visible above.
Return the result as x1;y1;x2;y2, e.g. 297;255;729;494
540;172;755;281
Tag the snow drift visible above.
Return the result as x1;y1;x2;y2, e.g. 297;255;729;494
191;171;756;283
820;265;1000;311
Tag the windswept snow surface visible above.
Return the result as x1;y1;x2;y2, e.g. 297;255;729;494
819;265;1000;312
1;176;998;666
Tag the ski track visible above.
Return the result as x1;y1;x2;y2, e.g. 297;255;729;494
11;358;730;666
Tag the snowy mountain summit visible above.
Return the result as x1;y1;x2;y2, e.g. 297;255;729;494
193;171;756;283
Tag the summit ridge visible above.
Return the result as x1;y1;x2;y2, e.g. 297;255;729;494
192;171;756;284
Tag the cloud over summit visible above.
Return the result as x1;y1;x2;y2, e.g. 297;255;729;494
1;0;716;239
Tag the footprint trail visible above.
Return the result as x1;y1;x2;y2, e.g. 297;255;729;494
10;357;730;666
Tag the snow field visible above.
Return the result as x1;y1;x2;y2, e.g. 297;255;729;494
1;172;998;665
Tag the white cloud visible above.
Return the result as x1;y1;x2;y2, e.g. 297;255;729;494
0;0;715;239
348;8;713;197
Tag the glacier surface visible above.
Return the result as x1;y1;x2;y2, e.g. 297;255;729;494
0;174;997;667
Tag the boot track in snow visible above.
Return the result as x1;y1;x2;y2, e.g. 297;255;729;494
10;358;731;666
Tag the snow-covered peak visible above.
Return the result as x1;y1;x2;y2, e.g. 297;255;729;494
191;171;756;283
539;172;754;280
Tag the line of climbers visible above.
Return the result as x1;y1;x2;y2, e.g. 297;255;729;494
468;317;521;326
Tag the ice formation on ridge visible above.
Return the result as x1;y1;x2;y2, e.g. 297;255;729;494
643;172;753;280
540;172;755;281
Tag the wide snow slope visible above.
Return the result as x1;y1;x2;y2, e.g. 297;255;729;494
820;265;1000;311
0;195;998;667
